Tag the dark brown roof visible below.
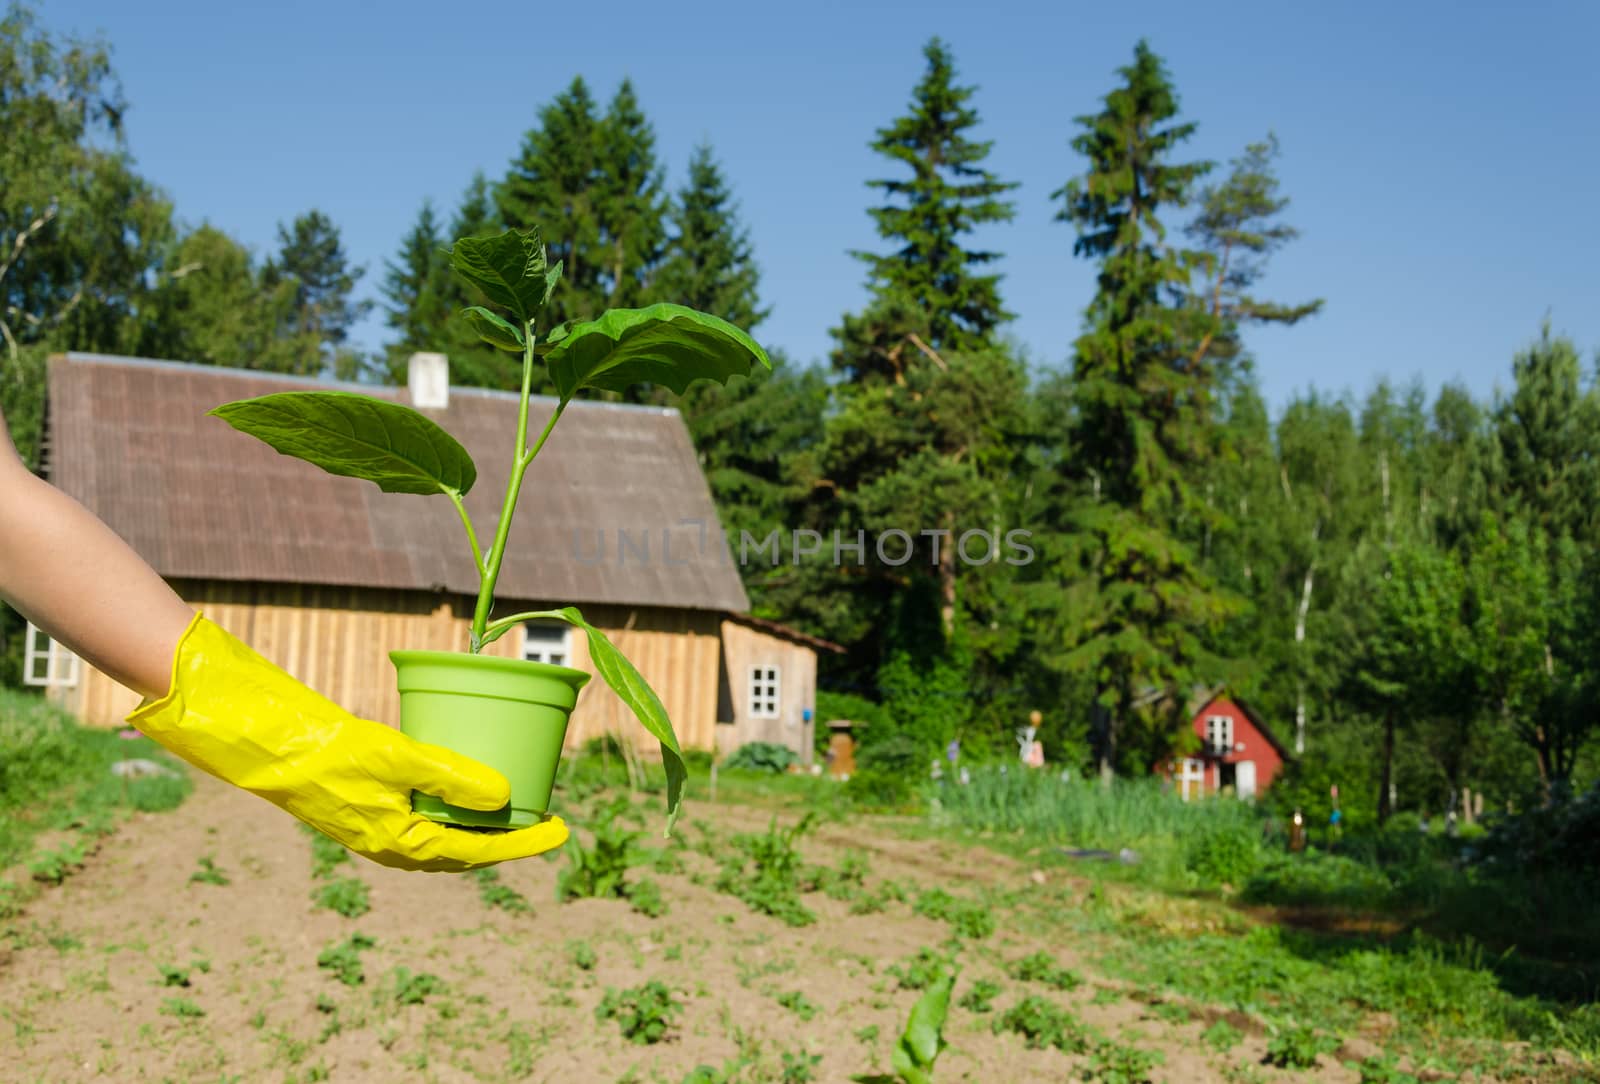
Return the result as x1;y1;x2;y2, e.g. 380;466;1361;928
723;612;846;654
46;353;750;613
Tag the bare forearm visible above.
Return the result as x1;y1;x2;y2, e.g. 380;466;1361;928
0;426;193;698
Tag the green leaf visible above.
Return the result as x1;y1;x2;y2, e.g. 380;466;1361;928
891;965;957;1084
460;306;525;352
208;391;476;496
544;259;563;305
485;607;686;834
543;303;771;401
447;228;548;322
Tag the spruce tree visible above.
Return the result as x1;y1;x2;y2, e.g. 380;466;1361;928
1048;41;1237;779
496;77;606;330
266;210;372;376
657;142;768;329
842;36;1017;375
594;78;668;309
380;199;450;373
430;172;520;389
1493;324;1600;546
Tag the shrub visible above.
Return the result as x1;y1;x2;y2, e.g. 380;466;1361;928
1185;821;1261;886
724;741;798;773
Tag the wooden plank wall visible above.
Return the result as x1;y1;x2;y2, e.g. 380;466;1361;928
60;582;724;755
716;619;817;765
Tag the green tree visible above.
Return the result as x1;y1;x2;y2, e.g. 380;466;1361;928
1046;41;1237;779
497;77;606;331
1492;324;1600;545
266;210;372;377
1184;134;1323;379
594;78;667;309
137;224;300;371
1345;538;1469;823
433;172;521;389
656;143;768;330
841;37;1017;379
0;3;172;389
379;199;450;376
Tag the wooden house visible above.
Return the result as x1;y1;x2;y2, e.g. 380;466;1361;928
27;352;841;764
1156;691;1291;800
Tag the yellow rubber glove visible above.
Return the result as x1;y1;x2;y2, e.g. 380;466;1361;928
127;612;568;872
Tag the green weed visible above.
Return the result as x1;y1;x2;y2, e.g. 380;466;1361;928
994;995;1089;1053
473;867;532;914
912;887;996;939
596;980;680;1044
188;855;229;886
1007;951;1081;990
1201;1019;1243;1052
567;939;597;971
1264;1023;1338;1069
311;877;369;918
159;997;204;1018
776;990;820;1021
388;967;442;1006
958;978;1002;1013
316;933;376;986
1082;1040;1162;1083
714;813;818;927
888;947;952;991
301;825;352;879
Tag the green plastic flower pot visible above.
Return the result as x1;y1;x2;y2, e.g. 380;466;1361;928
390;650;590;829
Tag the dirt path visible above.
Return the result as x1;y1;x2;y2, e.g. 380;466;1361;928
0;773;1373;1082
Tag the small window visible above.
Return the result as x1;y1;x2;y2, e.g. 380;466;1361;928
1205;715;1234;756
523;621;573;667
23;623;80;688
748;665;780;719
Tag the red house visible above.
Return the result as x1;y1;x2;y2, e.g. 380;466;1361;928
1156;692;1291;801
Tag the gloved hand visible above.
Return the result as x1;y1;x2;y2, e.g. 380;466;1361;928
127;612;568;872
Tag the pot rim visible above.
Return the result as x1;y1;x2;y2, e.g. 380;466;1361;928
389;648;590;685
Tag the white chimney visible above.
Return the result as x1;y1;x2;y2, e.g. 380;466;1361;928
407;352;449;409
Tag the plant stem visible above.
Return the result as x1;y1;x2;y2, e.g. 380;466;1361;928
469;322;566;652
444;488;484;574
480;608;568;649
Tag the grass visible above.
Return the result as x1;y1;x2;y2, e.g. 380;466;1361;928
0;688;190;870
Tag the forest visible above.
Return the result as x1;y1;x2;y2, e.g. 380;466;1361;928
3;2;1597;832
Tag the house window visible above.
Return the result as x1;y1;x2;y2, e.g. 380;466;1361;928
523;621;573;667
748;665;780;719
1205;715;1234;756
23;623;80;688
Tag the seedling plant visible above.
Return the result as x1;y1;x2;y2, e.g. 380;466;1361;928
212;226;770;829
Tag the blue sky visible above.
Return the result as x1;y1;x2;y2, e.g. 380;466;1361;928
52;0;1600;414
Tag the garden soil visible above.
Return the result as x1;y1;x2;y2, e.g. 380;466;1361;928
0;772;1434;1082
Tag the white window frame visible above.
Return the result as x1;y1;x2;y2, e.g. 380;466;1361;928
23;622;81;688
748;664;781;719
522;621;573;668
1205;714;1234;757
